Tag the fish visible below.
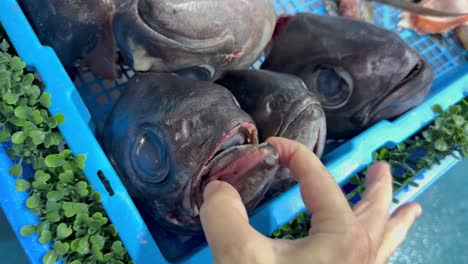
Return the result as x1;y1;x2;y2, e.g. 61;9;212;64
398;0;468;35
112;0;277;81
17;0;120;79
261;13;434;139
216;69;326;197
101;72;280;234
323;0;468;23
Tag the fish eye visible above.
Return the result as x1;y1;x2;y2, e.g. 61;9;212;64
174;64;216;81
309;66;353;109
131;127;170;184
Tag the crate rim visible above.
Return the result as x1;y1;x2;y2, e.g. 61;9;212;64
0;0;467;263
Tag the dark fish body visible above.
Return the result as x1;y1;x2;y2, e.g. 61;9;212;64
112;0;277;81
17;0;119;79
262;13;434;139
216;69;326;198
102;72;279;234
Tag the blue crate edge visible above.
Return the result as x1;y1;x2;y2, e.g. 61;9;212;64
0;0;467;263
390;154;463;213
0;1;164;263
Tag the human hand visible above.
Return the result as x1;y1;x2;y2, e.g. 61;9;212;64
200;137;422;264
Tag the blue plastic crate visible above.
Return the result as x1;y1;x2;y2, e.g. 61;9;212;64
0;0;467;263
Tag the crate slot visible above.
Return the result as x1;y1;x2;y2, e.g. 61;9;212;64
97;170;115;196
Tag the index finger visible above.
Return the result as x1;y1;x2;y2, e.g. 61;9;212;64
266;137;354;228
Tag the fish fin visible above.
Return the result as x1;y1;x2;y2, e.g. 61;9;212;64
371;0;468;17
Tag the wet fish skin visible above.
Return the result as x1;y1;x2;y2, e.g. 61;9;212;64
261;13;434;139
112;0;276;81
17;0;119;79
216;69;327;198
102;72;279;234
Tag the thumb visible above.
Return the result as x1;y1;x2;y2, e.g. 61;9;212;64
200;180;264;260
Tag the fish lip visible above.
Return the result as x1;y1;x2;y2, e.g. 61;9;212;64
277;97;317;135
193;143;278;210
191;122;258;210
277;96;326;156
359;58;428;126
204;122;258;167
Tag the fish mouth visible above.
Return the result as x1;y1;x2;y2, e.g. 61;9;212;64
278;98;327;157
193;123;279;211
391;59;426;94
361;58;431;126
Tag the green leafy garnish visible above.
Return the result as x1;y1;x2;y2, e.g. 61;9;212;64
1;35;134;263
20;225;35;237
16;179;31;192
271;99;468;239
43;250;58;264
9;163;23;177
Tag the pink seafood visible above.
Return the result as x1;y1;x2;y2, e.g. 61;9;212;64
398;0;468;34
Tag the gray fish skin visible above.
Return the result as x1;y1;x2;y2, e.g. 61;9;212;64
261;13;434;139
112;0;276;81
17;0;119;79
102;72;279;234
216;69;326;198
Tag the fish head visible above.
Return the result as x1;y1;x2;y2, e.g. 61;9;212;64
102;73;279;234
216;69;327;198
216;69;327;157
17;0;118;79
112;0;276;81
261;14;434;139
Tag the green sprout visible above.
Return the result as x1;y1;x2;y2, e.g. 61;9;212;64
271;98;468;239
0;33;133;264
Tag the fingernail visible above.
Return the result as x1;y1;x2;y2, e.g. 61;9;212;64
203;180;222;200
